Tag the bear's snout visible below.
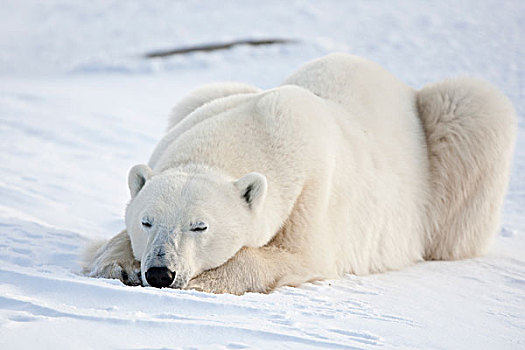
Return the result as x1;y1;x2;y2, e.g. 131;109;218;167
145;267;175;288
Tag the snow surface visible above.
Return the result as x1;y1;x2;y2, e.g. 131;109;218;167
1;1;524;349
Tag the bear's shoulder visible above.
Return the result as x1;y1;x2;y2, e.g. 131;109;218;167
168;82;261;130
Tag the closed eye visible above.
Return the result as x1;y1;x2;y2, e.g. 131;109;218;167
141;217;153;228
190;222;207;232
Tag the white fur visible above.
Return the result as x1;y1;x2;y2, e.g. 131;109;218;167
167;82;261;131
82;53;516;294
416;78;516;259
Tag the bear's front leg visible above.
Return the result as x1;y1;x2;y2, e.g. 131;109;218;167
186;246;309;295
82;230;142;286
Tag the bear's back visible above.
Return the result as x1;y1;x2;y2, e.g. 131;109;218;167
283;53;414;124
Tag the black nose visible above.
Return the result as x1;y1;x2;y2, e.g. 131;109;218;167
145;267;175;288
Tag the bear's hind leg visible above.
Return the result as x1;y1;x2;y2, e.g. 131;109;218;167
417;78;516;260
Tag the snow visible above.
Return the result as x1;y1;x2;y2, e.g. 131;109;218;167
0;0;524;348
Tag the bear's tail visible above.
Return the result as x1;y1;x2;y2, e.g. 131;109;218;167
417;77;516;260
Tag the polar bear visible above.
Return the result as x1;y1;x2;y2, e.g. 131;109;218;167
82;53;516;294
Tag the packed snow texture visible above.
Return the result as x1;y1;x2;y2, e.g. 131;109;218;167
1;1;524;349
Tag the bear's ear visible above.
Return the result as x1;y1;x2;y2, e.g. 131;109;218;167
234;172;267;211
128;164;154;198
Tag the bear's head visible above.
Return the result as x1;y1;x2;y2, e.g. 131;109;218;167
125;164;267;289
